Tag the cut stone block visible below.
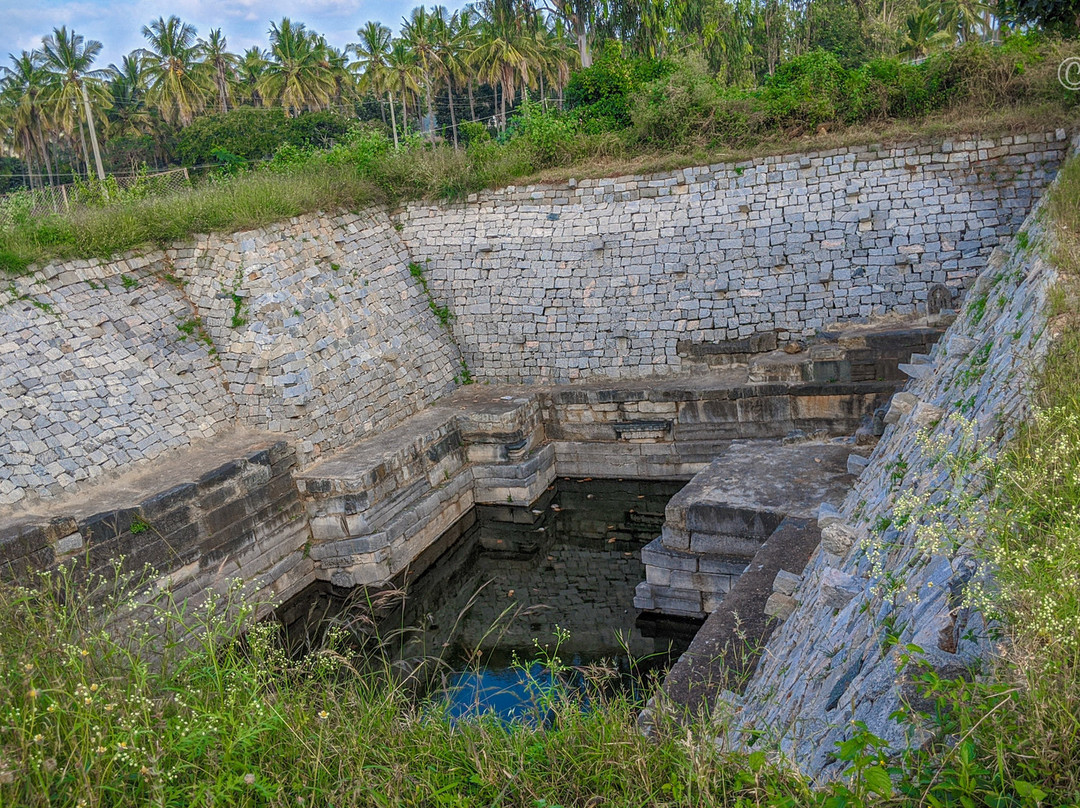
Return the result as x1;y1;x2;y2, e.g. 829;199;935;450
821;522;857;555
773;569;802;596
820;567;862;609
765;592;797;621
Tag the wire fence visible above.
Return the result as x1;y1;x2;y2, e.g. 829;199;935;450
0;167;192;219
0;94;567;222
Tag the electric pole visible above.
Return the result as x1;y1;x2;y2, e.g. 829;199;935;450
80;81;106;189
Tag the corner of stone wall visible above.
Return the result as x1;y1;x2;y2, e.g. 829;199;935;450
720;145;1074;780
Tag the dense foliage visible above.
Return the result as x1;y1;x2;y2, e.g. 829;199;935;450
0;0;1072;190
175;108;355;167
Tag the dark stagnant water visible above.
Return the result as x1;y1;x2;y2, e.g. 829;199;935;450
276;478;700;720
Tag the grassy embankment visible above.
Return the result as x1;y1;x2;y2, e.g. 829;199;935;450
0;37;1078;276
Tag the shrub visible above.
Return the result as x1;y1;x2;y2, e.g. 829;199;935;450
760;49;851;130
511;99;580;169
458;120;491;148
283;109;353;149
564;42;673;132
323;127;393;171
177;108;354;167
177;107;289;166
845;58;946;121
631;54;722;147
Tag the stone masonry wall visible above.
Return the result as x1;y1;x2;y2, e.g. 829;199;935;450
0;211;462;508
173;211;462;465
720;138;1076;780
1;132;1070;510
0;261;233;507
398;130;1069;383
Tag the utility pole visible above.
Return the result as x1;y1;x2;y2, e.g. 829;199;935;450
80;81;106;190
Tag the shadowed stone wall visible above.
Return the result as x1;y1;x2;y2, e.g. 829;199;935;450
716;136;1078;779
398;131;1069;383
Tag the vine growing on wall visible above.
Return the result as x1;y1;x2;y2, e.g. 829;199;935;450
408;260;473;384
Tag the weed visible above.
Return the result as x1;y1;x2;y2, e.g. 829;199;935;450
968;293;988;327
409;261;453;329
958;342;992;387
455;359;474;385
121;274;138;290
885;454;908;492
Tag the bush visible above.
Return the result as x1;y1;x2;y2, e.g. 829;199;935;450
323;127;393;171
564;42;673;132
631;54;723;147
760;49;851;130
177;108;355;167
458;120;491;148
177;107;290;166
511;99;580;169
845;58;946;121
283;109;353;149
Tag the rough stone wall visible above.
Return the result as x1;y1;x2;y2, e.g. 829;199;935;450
0;211;462;508
0;258;232;507
398;131;1069;383
722;143;1072;779
0;440;313;609
1;133;1070;510
174;211;462;464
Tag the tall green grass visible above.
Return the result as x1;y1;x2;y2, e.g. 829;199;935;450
0;165;379;274
0;565;816;807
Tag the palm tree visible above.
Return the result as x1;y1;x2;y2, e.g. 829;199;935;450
900;1;953;59
319;41;355;109
470;0;532;130
940;0;991;43
386;39;421;137
39;26;111;178
1;51;56;187
350;22;398;144
455;8;482;121
433;7;466;147
531;20;576;109
140;15;208;125
198;29;238;113
538;0;595;68
401;6;441;140
237;47;268;107
260;18;335;115
106;53;153;139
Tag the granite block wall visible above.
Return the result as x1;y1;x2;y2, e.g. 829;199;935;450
174;211;462;464
719;138;1076;779
0;211;462;509
0;259;233;507
1;132;1069;512
398;130;1070;383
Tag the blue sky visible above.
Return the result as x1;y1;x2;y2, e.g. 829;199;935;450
2;0;467;68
